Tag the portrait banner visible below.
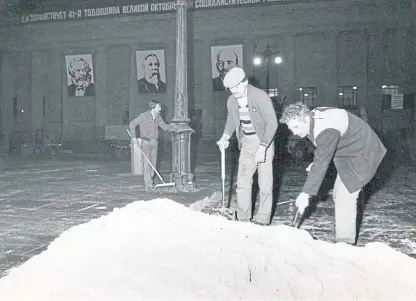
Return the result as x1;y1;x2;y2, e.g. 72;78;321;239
65;54;95;97
136;50;167;94
211;44;243;91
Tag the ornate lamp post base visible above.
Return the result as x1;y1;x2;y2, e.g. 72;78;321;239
170;124;197;192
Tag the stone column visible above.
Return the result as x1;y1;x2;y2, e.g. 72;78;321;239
281;35;295;102
170;0;196;192
94;46;106;139
0;52;13;153
325;31;338;107
30;51;43;130
366;30;385;115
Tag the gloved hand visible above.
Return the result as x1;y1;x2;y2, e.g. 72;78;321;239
216;134;230;150
306;163;313;173
295;192;310;214
255;145;267;165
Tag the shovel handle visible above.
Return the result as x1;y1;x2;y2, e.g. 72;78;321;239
220;142;226;208
220;143;225;180
276;199;296;206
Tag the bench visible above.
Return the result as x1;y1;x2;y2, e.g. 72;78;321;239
104;125;143;174
104;125;131;159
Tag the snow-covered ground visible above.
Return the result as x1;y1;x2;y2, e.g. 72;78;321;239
273;162;416;256
0;156;415;300
0;198;415;301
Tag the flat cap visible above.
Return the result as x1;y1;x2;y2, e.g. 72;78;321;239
223;67;246;89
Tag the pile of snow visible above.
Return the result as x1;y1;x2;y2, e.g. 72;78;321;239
188;191;223;211
0;198;415;301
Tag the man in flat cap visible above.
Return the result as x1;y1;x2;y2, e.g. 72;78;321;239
216;67;278;225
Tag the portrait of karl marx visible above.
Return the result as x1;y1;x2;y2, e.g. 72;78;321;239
67;57;95;97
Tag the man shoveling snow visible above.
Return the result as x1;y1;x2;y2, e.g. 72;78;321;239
280;103;387;245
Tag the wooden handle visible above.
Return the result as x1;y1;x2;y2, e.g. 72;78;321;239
221;145;225;180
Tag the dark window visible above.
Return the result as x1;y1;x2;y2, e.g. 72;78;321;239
382;85;399;95
265;88;279;97
299;87;317;108
338;86;357;108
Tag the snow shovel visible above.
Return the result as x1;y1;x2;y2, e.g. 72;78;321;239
126;129;177;194
292;197;310;228
206;141;235;220
273;198;302;227
292;211;303;228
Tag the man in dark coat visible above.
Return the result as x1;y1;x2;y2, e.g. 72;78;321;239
280;102;387;244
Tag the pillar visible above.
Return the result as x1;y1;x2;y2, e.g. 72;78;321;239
170;0;196;192
0;52;13;153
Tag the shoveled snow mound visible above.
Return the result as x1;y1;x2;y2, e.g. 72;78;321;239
0;199;415;301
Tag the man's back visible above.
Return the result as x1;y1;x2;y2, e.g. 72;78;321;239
310;107;386;192
311;108;384;157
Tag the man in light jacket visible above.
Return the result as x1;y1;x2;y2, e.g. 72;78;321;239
280;102;386;244
129;100;177;192
217;67;278;225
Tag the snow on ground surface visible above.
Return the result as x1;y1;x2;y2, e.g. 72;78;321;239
0;198;415;301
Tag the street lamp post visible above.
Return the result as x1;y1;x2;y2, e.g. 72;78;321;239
253;44;282;95
170;0;196;192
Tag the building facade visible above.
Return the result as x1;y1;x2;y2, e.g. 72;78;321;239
0;0;415;151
